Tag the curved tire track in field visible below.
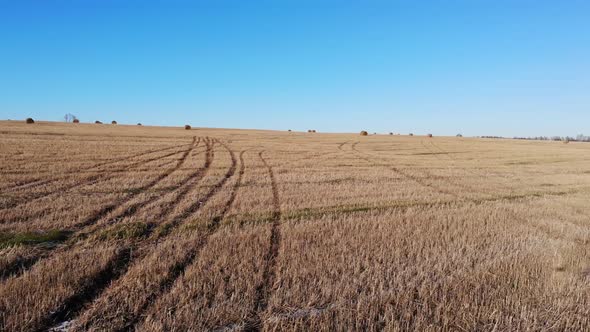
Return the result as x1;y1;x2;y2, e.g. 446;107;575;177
4;145;192;210
0;140;196;213
143;138;216;228
77;137;214;235
25;137;206;331
42;138;214;329
244;151;282;332
2;143;191;193
337;140;350;151
0;249;48;281
153;140;237;235
117;148;247;332
0;138;200;282
49;142;239;332
351;141;459;198
0;142;197;224
40;247;133;332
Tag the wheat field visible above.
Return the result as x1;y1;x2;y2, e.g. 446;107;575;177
0;120;589;331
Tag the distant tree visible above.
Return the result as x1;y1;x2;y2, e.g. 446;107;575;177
64;113;77;123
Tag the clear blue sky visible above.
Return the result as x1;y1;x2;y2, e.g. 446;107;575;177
1;1;589;136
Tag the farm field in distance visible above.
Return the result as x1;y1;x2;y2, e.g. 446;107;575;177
1;120;589;331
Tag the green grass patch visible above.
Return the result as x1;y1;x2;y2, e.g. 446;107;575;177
96;222;150;241
0;230;71;248
152;222;175;238
222;212;276;227
178;219;212;233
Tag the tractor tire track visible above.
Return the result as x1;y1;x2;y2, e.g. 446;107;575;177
154;140;238;235
337;140;350;151
45;141;239;332
68;135;199;231
351;141;459;198
38;248;133;332
0;150;197;224
0;141;195;213
143;138;216;229
2;143;191;193
118;148;247;332
20;137;206;331
75;138;214;238
245;151;282;332
1;138;200;282
0;253;43;281
8;145;192;208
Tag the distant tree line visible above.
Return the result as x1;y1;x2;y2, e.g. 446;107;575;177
479;134;590;142
513;134;590;142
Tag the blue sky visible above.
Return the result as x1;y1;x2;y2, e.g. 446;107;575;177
1;1;589;136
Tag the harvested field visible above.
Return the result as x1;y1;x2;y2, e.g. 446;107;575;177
1;121;589;331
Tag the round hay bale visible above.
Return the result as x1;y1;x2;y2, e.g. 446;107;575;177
360;131;368;136
184;125;191;130
427;133;433;138
73;119;80;123
111;121;117;125
25;118;35;124
95;120;103;124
